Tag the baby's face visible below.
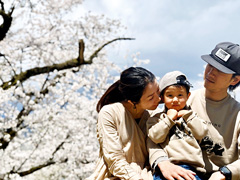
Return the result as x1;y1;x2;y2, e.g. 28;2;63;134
163;85;190;111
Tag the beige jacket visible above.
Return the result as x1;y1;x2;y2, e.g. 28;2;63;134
148;90;240;179
86;102;157;180
188;89;240;180
147;108;208;173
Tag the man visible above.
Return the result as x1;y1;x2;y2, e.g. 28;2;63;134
148;42;240;180
188;42;240;180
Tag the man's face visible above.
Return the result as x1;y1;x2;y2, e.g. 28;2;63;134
204;64;235;92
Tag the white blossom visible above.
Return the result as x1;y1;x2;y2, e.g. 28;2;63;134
0;0;144;179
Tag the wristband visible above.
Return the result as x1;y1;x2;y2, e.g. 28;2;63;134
219;166;231;180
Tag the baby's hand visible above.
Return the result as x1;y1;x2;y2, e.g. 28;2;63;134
177;110;190;118
167;109;178;120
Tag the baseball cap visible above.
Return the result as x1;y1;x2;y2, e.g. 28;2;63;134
160;71;192;92
201;42;240;74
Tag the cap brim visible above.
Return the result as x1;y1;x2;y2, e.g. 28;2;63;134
201;55;235;74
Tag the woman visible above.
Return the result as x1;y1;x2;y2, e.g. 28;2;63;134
87;67;161;180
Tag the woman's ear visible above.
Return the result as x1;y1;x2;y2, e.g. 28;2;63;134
127;100;134;105
127;100;136;109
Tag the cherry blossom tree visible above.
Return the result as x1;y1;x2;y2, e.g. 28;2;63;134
0;0;138;179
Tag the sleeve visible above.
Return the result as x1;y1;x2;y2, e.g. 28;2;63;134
182;110;208;142
147;112;175;144
97;107;142;180
147;137;169;170
225;113;240;180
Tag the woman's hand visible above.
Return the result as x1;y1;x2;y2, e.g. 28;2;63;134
208;171;225;180
158;161;196;180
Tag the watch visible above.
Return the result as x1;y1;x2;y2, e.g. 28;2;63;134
219;166;232;180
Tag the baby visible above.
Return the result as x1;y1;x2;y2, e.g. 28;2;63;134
147;71;208;180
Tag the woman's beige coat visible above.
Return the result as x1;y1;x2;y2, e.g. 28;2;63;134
86;102;157;180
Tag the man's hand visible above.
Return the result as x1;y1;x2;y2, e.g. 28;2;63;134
209;171;226;180
158;161;196;180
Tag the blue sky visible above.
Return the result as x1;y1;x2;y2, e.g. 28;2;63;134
82;0;240;99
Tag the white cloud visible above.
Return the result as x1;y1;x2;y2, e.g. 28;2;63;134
83;0;240;95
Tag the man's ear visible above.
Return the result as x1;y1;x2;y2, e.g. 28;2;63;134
187;92;191;99
231;75;240;85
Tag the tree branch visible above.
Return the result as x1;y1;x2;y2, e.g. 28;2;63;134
1;37;135;90
1;58;82;90
0;128;17;149
88;37;135;62
78;39;85;64
17;160;56;177
0;2;14;41
9;134;70;177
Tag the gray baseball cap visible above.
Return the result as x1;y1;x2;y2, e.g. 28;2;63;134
160;71;192;92
201;42;240;74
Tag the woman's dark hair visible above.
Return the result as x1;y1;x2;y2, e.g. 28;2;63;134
229;74;240;91
96;67;155;112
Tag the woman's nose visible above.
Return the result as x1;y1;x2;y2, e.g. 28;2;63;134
156;94;161;103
